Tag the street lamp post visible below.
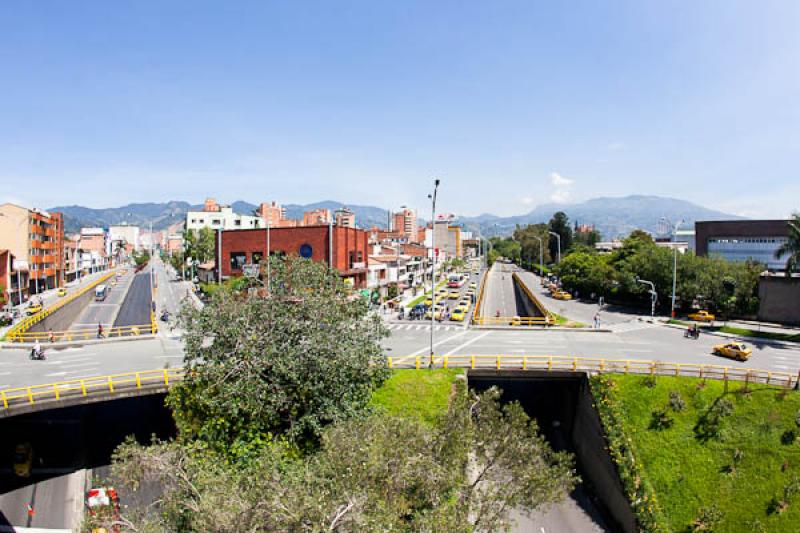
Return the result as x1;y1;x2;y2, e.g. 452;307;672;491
428;179;440;368
548;231;562;263
661;218;684;318
636;276;658;317
532;235;544;278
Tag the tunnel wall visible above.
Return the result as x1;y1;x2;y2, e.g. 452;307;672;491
511;272;546;318
468;370;637;533
28;274;113;334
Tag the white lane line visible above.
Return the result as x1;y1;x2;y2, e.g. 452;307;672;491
416;325;423;331
404;325;413;330
408;330;471;357
57;362;99;369
444;331;491;356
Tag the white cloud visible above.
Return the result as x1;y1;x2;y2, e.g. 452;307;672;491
550;172;573;187
521;196;535;206
549;172;574;204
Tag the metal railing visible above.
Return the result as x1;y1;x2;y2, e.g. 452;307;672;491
1;368;184;410
472;316;550;326
386;354;798;388
10;323;157;342
2;356;796;413
5;270;118;341
471;265;491;324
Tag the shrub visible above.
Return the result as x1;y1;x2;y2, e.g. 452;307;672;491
690;504;722;531
650;408;674;430
780;429;797;446
669;391;686;412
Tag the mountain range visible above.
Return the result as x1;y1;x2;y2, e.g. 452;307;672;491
49;195;742;239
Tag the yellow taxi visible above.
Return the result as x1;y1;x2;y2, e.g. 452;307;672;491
688;310;715;322
448;290;461;300
553;290;572;301
57;288;67;297
450;309;466;322
13;443;33;477
713;342;752;362
425;305;446;320
454;303;470;314
26;303;43;316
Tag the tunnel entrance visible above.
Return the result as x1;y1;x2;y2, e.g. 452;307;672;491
0;393;175;495
468;370;637;533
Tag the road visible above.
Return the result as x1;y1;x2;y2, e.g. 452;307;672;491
68;268;135;334
113;267;153;328
481;262;519;318
0;471;82;531
389;268;483;326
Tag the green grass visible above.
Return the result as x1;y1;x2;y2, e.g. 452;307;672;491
595;374;800;532
551;313;585;328
370;368;463;426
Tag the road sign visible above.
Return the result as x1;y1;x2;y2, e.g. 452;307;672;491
242;264;259;279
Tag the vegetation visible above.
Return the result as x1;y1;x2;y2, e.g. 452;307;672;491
184;226;216;265
86;256;577;532
131;249;150;266
774;213;800;274
592;374;800;532
370;369;463;426
553;230;762;317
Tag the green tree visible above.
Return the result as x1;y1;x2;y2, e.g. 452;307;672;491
774;213;800;273
548;212;573;261
168;255;389;454
513;223;552;269
184;227;215;264
553;251;614;297
106;388;577;532
573;229;601;249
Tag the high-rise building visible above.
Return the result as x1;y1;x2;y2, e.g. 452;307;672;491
186;198;264;231
0;203;65;298
256;201;286;227
335;207;356;228
393;208;417;243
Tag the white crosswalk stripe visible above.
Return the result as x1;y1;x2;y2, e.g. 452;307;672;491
607;321;661;334
386;323;459;332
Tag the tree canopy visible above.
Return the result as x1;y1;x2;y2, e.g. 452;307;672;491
774;213;800;274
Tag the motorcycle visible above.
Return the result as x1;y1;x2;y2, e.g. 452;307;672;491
29;347;45;360
160;310;171;322
684;327;700;339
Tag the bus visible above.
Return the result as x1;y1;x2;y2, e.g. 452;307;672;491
447;274;466;288
94;285;109;301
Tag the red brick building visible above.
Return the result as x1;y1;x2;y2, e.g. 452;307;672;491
216;225;370;288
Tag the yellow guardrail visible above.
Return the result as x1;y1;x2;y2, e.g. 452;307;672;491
9;324;157;342
472;316;550;326
512;272;554;325
471;266;491;324
6;270;118;341
2;357;796;412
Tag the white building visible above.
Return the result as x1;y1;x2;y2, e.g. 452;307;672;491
109;224;141;251
186;198;263;232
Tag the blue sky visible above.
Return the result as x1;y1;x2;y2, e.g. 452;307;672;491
1;1;798;218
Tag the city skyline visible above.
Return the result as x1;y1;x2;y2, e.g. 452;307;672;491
1;1;798;218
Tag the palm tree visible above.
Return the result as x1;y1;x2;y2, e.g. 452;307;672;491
774;213;800;273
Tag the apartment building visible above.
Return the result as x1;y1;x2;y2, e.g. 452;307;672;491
302;208;332;226
0;203;65;298
393;208;418;243
186;198;264;232
335;207;356;228
80;228;110;273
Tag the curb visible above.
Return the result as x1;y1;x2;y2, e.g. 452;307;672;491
660;322;800;348
470;325;612;332
1;334;158;350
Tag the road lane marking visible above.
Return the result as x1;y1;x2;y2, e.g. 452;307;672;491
407;330;471;357
443;331;491;356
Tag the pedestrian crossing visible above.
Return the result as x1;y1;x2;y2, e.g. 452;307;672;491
385;323;464;332
606;320;661;334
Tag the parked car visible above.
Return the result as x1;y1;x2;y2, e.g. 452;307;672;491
713;342;752;361
13;442;33;478
688;310;715;322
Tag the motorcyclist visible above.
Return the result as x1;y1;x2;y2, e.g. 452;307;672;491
496;309;501;318
32;340;43;360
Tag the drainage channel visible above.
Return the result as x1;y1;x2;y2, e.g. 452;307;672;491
468;370;637;533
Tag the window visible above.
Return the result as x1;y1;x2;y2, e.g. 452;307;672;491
235;220;242;226
230;252;247;271
252;252;263;264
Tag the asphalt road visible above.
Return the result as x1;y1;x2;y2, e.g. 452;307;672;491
0;471;81;531
68;269;134;334
113;267;153;328
481;262;520;318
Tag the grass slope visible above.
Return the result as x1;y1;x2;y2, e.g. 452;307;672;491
597;374;800;532
370;369;463;426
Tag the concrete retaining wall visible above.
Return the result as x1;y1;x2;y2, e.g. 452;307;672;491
758;275;800;326
28;284;97;334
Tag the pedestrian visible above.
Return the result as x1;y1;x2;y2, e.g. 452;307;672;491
97;323;104;338
48;329;55;343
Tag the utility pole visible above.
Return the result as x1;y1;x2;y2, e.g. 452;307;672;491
548;231;561;263
660;217;684;319
636;276;658;317
428;178;440;368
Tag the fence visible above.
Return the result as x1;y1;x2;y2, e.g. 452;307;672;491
1;368;184;410
2;356;796;413
9;323;157;342
5;270;117;342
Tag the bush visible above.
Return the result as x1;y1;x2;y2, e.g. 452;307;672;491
669;391;686;412
690;504;722;531
650;409;674;430
781;429;797;446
